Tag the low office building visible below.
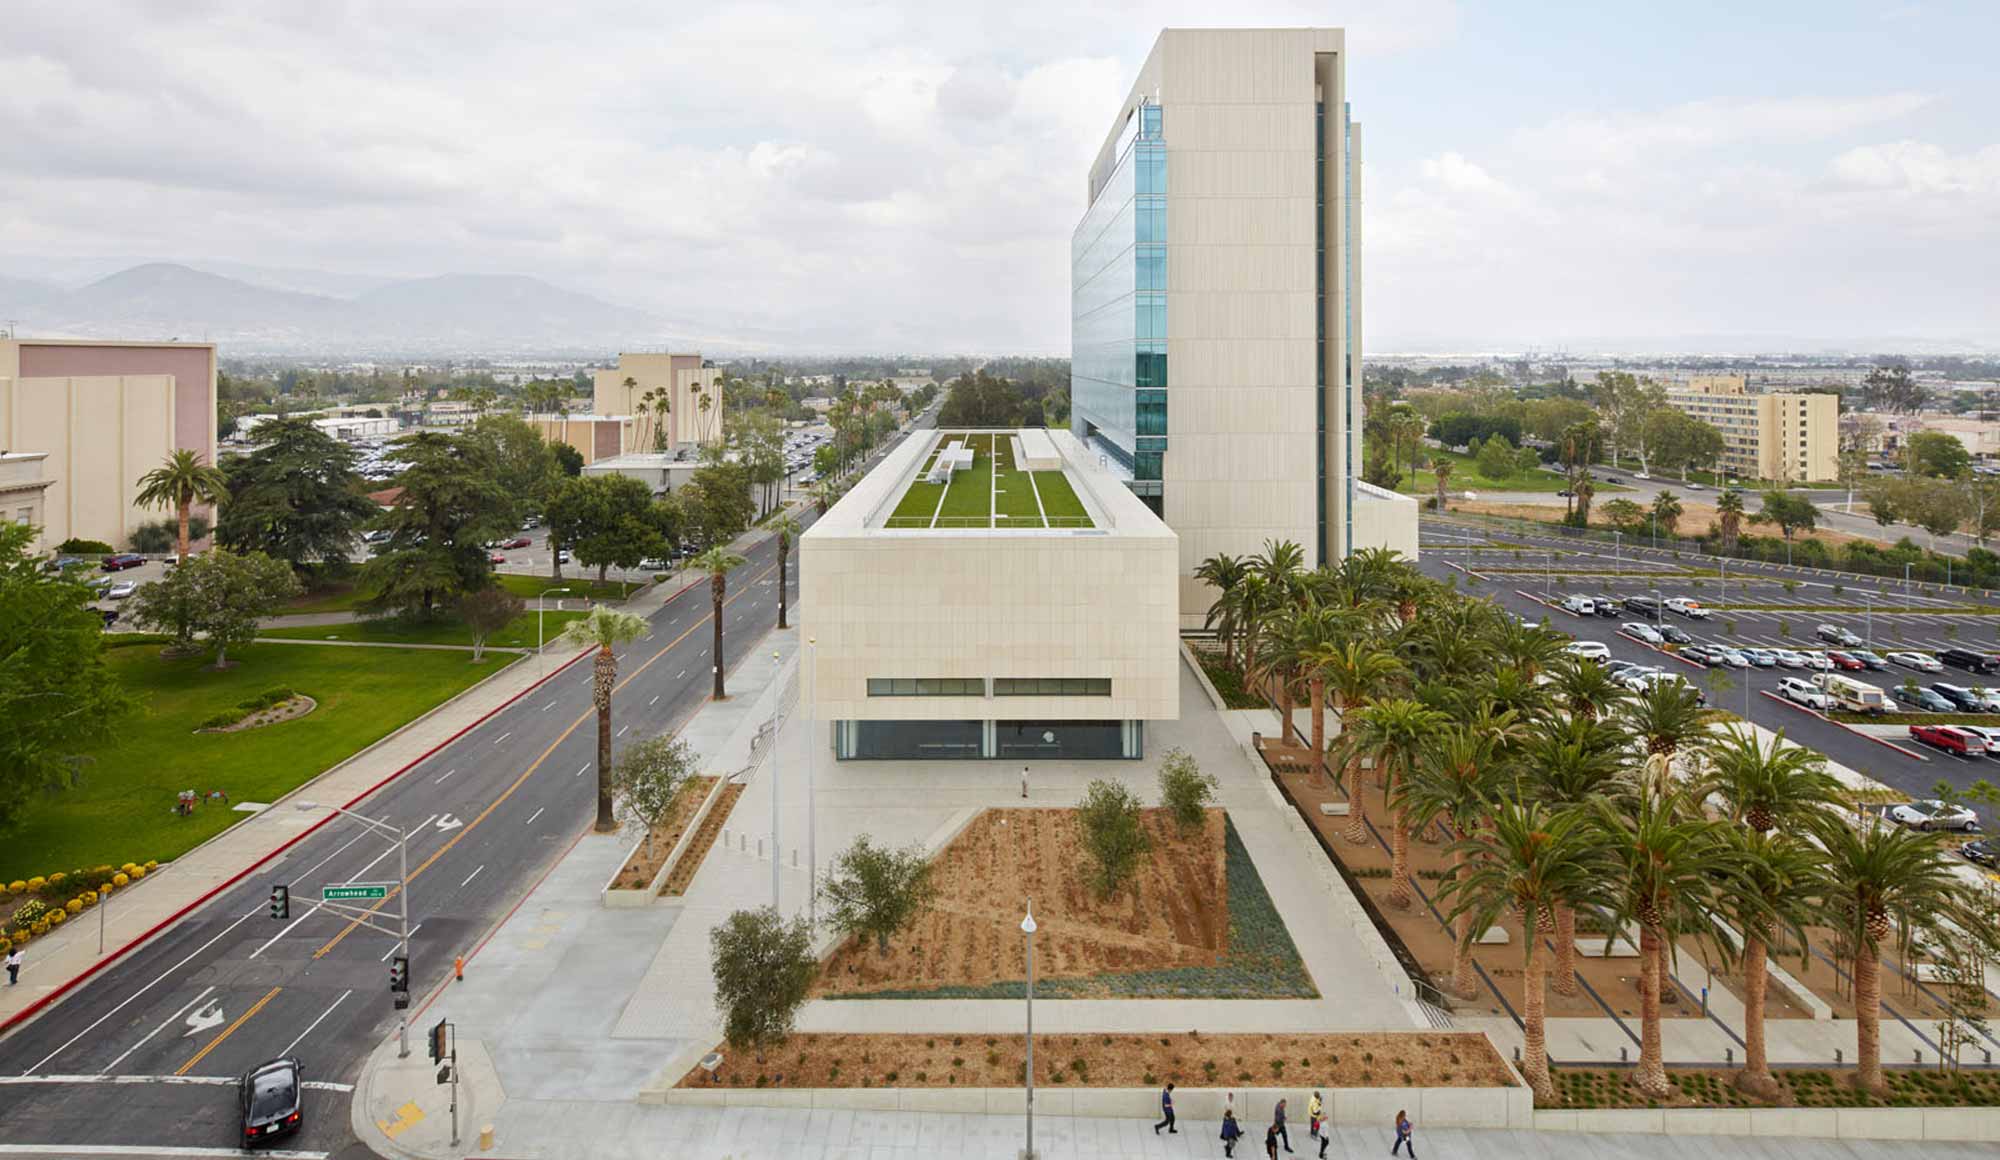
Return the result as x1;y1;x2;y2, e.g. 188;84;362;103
526;413;640;466
1666;374;1838;483
581;451;703;495
1;452;54;549
801;427;1178;761
0;338;218;550
591;352;724;452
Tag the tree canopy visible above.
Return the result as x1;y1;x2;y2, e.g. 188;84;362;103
215;417;378;572
360;431;514;616
546;474;669;582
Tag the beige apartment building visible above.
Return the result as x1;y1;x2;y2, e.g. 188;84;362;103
1666;374;1838;483
0;338;218;550
1071;28;1414;624
591;353;724;453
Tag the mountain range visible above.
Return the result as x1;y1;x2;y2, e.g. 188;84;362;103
0;262;730;357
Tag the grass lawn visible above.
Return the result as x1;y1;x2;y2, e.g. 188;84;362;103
937;432;995;523
1035;471;1090;525
1404;447;1629;496
0;643;514;881
992;433;1045;527
262;607;590;648
494;573;643;602
285;582;368;615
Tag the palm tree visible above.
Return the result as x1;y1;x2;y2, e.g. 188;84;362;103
1591;784;1732;1099
1440;799;1610;1105
557;606;651;832
772;515;801;630
1253;603;1313;746
1250;539;1306;601
1620;683;1717;792
134;449;229;563
1315;640;1407;835
1573;476;1597;526
1223;573;1275;688
691;546;748;699
1716;489;1747;554
1343;698;1449;908
1819;822;1981;1094
1487;617;1566;682
1404;722;1508;998
1194;553;1250;666
1433;458;1454;509
1651;490;1683;539
1711;829;1827;1097
1704;725;1842;833
1551;657;1629;722
1522;716;1627;996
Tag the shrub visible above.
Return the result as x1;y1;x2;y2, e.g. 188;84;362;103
1156;748;1218;833
199;711;240;730
5;881;22;895
1078;779;1151;899
65;899;82;915
57;538;117;555
26;877;45;892
145;860;157;871
113;873;130;888
0;937;10;955
9;898;49;933
47;908;65;926
128;515;212;555
129;866;146;880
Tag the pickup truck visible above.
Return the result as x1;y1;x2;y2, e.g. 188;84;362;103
1663;597;1712;619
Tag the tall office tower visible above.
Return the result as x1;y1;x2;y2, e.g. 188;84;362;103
1071;28;1412;623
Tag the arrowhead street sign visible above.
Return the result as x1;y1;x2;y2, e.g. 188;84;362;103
323;882;393;901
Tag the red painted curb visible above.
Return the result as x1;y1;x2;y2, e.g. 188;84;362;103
1758;690;1930;761
0;646;595;1036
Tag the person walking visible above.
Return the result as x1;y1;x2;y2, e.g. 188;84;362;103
1274;1098;1294;1153
1264;1123;1280;1160
1155;1081;1177;1134
1220;1108;1243;1157
5;947;21;985
1308;1091;1323;1140
1391;1109;1416;1158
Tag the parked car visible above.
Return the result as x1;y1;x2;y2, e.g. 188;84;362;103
1954;725;2000;757
1679;645;1720;666
489;552;507;564
1628;670;1704;702
1711;648;1752;668
1850;649;1889;670
1621;622;1664;645
1930;684;1989;713
100;553;146;571
239;1056;304;1146
361;529;391;545
1742;648;1778;668
1686;481;1705;490
1778;677;1832;711
1616;666;1666;691
1824;650;1866;671
1939;647;2000;675
1890;685;1956;713
1960;838;2000;867
1887;651;1943;673
1603;660;1644;679
1887;796;1980;831
1970;687;2000;712
1771;649;1809;669
638;557;667;571
1797;651;1834;671
1590;597;1622;618
521;516;541;530
501;536;532;549
106;580;139;599
42;555;84;573
1657;624;1694;645
1559;594;1597;616
1664;597;1711;619
1622;595;1663;617
1562;640;1610;662
1815;623;1863;647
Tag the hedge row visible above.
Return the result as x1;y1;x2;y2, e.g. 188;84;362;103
1;861;158;953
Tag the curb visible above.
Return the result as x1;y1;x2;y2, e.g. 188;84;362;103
1758;690;1929;761
0;645;594;1037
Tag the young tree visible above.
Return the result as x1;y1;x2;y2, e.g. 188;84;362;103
820;835;939;956
709;906;817;1052
558;606;652;831
214;417;377;574
1078;778;1152;900
1156;748;1218;833
1598;498;1646;535
1473;434;1518;480
615;735;697;862
457;586;523;662
1751;490;1819;544
134;449;229;564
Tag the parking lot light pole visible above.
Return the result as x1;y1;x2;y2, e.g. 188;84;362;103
1863;595;1874;648
1906;563;1914;613
1021;901;1037;1160
537;587;573;668
1614;531;1622;577
296;801;411;1059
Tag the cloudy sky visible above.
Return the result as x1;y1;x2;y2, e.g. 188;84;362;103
2;1;1995;353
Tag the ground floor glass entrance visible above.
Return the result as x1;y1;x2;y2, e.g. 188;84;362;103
834;719;1143;760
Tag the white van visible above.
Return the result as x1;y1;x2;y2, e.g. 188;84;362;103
1811;672;1888;715
1560;594;1597;616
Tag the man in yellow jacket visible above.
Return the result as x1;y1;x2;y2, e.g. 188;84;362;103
1307;1092;1323;1140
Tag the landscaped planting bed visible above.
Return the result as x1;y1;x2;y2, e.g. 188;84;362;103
679;1031;1512;1090
1190;645;1267;711
818;808;1314;999
661;782;743;896
1553;1065;2000;1109
610;776;718;890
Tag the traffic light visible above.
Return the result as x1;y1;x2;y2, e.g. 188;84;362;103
389;954;409;993
428;1018;449;1064
269;884;289;921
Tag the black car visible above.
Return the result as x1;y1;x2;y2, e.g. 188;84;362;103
1591;598;1622;618
1623;595;1663;616
239;1057;303;1146
1939;648;2000;675
1851;649;1889;671
1963;838;2000;868
1931;684;1989;713
1657;624;1694;645
1891;685;1956;713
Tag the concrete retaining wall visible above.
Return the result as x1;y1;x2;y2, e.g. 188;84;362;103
1533;1104;2000;1142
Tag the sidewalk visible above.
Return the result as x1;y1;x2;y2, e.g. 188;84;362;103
0;644;588;1035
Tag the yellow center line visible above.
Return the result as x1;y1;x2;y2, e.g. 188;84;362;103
176;986;282;1076
311;560;779;959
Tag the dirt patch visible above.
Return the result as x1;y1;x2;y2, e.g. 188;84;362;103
1454;500;1882;553
662;782;743;896
816;808;1312;999
1554;1065;2000;1109
609;777;716;891
677;1031;1515;1090
199;695;317;733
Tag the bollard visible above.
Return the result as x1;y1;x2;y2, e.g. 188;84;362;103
1513;1047;1521;1063
1725;1048;1733;1065
1915;1050;1923;1065
479;1125;494;1150
1620;1047;1628;1063
1986;1050;1994;1066
757;838;764;858
1836;1049;1843;1065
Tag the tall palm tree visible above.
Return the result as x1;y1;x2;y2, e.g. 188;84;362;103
1315;639;1407;834
557;606;651;832
1522;716;1627;995
1433;458;1454;508
1343;698;1449;908
1253;603;1313;745
1651;490;1683;538
1194;553;1250;666
1819;822;1982;1094
1251;539;1306;603
1551;657;1629;722
1573;476;1597;526
1704;726;1843;833
1716;489;1747;554
1620;683;1717;792
1223;572;1275;688
772;515;801;630
1710;829;1827;1097
1404;722;1508;998
690;546;748;699
134;449;229;563
1591;784;1733;1099
1440;799;1611;1104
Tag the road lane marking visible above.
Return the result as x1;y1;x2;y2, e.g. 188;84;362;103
542;700;556;711
649;694;660;705
434;768;456;784
310;560;778;959
174;985;281;1076
493;731;511;745
576;763;589;778
526;807;544;825
0;1074;351;1092
677;670;686;678
617;724;629;737
98;986;216;1075
249;902;325;959
279;990;352;1056
461;865;485;889
0;1143;329;1158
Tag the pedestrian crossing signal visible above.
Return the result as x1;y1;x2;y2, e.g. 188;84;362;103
428;1018;449;1063
269;884;289;921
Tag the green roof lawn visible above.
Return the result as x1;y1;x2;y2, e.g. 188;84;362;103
1034;470;1091;526
883;431;1094;530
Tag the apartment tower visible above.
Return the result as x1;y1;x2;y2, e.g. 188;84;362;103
1072;28;1406;623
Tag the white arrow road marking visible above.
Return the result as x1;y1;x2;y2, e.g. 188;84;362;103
435;814;464;831
99;986;215;1074
181;1000;224;1039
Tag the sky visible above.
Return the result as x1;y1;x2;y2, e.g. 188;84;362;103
1;0;1995;354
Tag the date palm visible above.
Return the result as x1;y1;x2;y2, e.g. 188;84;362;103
1433;458;1454;508
1819;822;1982;1094
1710;829;1827;1097
1521;716;1627;995
1703;725;1843;833
1194;553;1249;666
691;546;748;699
558;606;651;832
1620;682;1717;791
1486;617;1566;682
1439;799;1611;1105
1551;656;1629;722
134;449;229;563
1404;721;1509;998
1715;488;1747;554
772;515;801;629
1252;604;1312;745
1345;698;1449;908
1313;639;1407;835
1651;490;1683;538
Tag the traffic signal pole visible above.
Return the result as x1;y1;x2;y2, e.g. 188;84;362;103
395;821;410;1059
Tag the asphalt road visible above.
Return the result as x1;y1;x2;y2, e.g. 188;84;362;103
1419;519;2000;831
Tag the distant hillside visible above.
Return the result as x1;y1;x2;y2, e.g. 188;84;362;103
1;262;707;356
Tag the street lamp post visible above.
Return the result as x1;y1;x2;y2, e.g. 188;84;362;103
1614;531;1622;577
1021;901;1037;1160
1906;563;1914;613
537;587;573;667
806;636;818;926
1863;594;1874;648
1545;551;1553;599
771;650;782;912
296;801;412;1058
